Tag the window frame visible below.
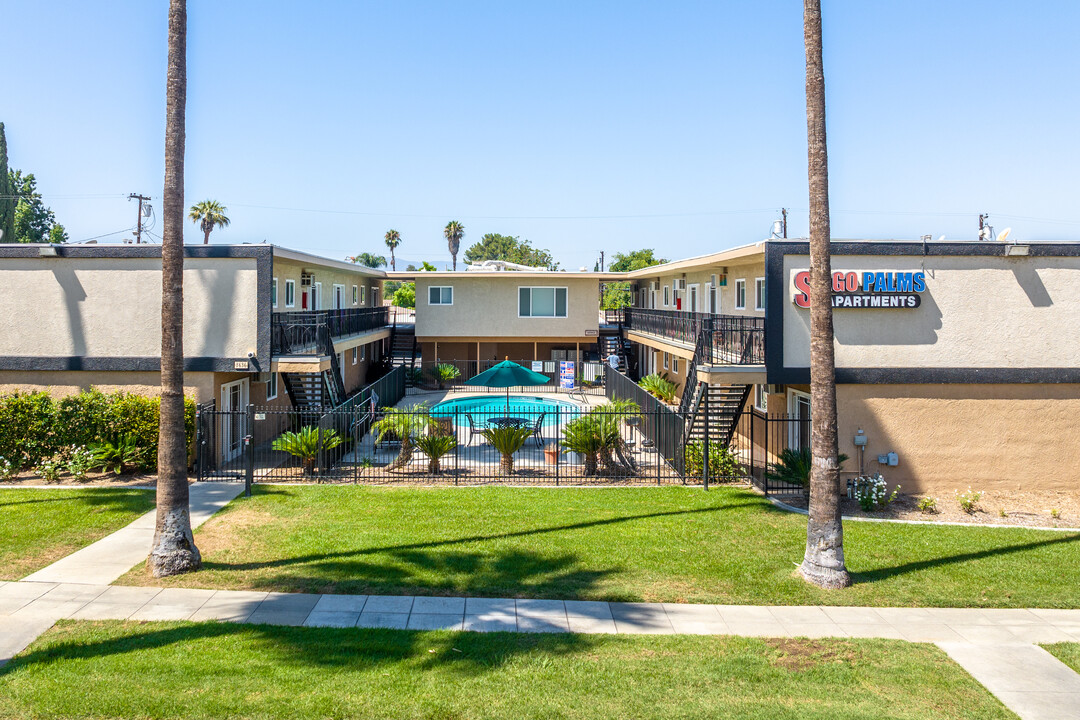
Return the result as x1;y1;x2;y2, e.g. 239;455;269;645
754;277;766;311
663;352;669;370
352;285;358;305
517;286;568;318
352;347;358;365
428;285;454;306
755;384;768;412
284;279;295;308
735;278;746;310
266;373;278;401
271;278;278;309
662;285;670;307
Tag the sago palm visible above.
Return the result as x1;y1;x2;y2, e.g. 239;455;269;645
188;200;230;244
638;373;678;404
272;426;344;475
415;434;457;474
384;229;402;271
560;416;605;476
481;425;532;475
444;220;465;271
371;404;428;471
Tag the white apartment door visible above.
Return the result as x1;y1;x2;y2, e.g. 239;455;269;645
789;390;811;451
706;283;719;314
220;378;249;463
688;284;699;313
312;282;322;310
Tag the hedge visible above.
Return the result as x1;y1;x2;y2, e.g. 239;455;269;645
0;390;196;471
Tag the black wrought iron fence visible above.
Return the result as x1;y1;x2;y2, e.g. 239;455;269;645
728;410;812;495
404;359;607;395
604;369;686;475
271;307;389;355
196;400;686;486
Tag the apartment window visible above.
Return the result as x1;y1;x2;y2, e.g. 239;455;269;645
429;286;453;305
663;285;670;307
755;277;766;311
371;287;379;306
271;278;278;308
360;285;367;305
663;352;669;370
755;384;768;412
672;356;679;373
352;347;358;365
352;285;358;305
284;280;295;308
266;373;278;401
361;344;367;361
735;279;746;310
519;287;567;318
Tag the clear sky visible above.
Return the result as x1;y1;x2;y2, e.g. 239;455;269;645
3;1;1078;269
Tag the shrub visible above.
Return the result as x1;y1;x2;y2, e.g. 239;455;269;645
955;487;982;514
66;445;95;482
638;374;678;404
0;456;16;481
852;474;898;511
35;454;65;483
90;435;147;475
415;434;457;474
271;426;344;475
765;447;848;488
432;363;461;389
917;496;938;514
561;416;606;476
0;392;55;468
684;442;742;480
482;425;533;475
1051;508;1061;519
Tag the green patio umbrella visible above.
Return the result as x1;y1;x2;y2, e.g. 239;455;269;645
464;359;551;415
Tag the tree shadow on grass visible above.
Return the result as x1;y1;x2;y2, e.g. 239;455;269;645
0;619;597;680
849;531;1080;585
0;488;154;513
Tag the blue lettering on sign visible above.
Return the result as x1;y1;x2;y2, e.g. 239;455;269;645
896;273;912;292
913;272;926;292
862;272;875;292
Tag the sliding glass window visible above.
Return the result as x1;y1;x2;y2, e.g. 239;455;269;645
519;287;568;317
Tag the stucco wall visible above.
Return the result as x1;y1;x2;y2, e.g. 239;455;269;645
0;370;217;403
272;257;384;311
782;253;1080;369
835;383;1080;495
0;257;259;359
414;276;599;338
632;258;766;316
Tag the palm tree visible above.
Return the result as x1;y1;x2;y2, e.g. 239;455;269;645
384;229;402;271
188;200;230;244
149;0;200;577
347;252;387;268
800;0;850;589
444;220;465;271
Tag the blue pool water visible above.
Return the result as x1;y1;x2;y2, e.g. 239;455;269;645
429;396;581;427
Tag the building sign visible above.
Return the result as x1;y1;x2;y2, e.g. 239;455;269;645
559;361;575;389
792;271;925;309
531;361;544;372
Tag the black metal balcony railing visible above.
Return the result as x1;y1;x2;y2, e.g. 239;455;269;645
624;308;764;365
272;307;389;356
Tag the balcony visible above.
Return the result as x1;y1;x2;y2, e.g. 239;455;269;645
624;308;764;365
272;307;389;356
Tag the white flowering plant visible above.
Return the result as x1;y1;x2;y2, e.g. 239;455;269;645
35;455;65;483
852;474;899;511
955;487;982;514
0;456;16;481
66;445;95;482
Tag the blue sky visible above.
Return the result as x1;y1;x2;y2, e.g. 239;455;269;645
3;1;1078;269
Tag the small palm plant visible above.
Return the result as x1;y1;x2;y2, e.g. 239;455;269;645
765;447;848;489
481;425;533;475
560;416;606;476
272;426;344;475
415;434;457;474
89;434;146;475
432;363;462;389
371;405;429;471
638;373;678;404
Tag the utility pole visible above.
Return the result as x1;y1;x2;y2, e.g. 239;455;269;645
781;208;788;238
599;251;604;272
129;193;151;243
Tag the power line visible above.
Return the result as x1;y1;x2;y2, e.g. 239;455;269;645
73;227;137;243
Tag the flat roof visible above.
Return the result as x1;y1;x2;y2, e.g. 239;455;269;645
271;245;387;277
386;270;623;281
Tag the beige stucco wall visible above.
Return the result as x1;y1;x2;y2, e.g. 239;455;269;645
836;383;1080;495
631;258;766;317
0;370;217;403
782;253;1080;369
0;257;259;359
272;257;384;311
414;276;599;338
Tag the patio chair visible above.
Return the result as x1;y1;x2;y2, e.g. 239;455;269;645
529;412;546;448
466;413;485;446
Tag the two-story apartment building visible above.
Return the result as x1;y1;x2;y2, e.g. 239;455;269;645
0;243;390;424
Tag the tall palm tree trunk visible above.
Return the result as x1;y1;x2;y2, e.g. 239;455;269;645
149;0;201;577
799;0;849;589
202;221;210;244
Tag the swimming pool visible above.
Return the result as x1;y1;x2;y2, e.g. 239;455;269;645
429;395;582;427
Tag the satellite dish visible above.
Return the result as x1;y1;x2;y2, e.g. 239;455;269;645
998;227;1012;243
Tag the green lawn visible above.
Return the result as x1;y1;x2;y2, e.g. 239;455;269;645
119;485;1080;607
1042;643;1080;673
0;620;1015;720
0;488;156;579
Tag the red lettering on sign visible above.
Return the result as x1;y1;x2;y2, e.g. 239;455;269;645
832;272;845;293
793;271;811;308
845;272;859;292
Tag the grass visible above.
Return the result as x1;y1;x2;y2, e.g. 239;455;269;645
1042;643;1080;673
0;488;155;579
119;485;1080;607
0;620;1015;720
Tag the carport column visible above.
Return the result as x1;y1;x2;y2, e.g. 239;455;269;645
533;341;538;362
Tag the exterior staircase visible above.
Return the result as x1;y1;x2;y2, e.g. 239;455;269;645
682;383;752;447
598;333;627;373
281;327;347;412
389;324;419;376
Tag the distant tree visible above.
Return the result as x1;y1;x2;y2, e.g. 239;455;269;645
444;220;465;271
419;260;437;272
188;200;230;244
347;252;386;268
608;249;667;272
0;124;14;244
463;233;557;269
384;229;402;270
9;170;67;243
601;249;668;309
392;283;415;308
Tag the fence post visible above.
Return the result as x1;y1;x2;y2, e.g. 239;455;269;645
554;405;560;487
317;416;325;480
702;387;710;491
244;404;255;497
453;409;459;486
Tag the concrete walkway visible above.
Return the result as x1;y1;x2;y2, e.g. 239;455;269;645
21;483;244;585
4;480;1080;719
